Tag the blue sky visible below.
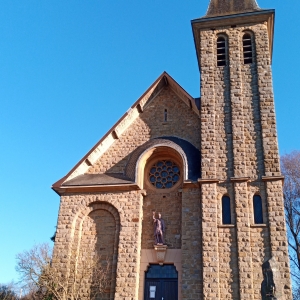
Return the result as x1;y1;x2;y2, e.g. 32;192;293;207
0;0;299;284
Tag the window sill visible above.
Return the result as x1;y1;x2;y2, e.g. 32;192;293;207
218;224;235;228
250;224;267;228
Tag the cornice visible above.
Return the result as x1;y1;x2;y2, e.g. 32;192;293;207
52;184;140;196
261;175;284;182
191;9;275;69
230;177;251;182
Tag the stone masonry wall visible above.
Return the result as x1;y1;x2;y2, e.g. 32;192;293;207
198;20;292;300
218;226;239;300
79;209;117;299
87;88;200;175
181;188;202;300
266;180;292;298
52;191;143;300
214;56;234;180
216;183;239;300
255;24;281;177
234;181;255;299
201;183;220;299
241;63;265;178
199;28;220;300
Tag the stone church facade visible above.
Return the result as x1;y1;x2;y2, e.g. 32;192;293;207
52;0;292;299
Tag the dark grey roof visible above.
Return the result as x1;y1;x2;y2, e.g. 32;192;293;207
194;97;201;110
205;0;261;18
159;137;201;181
62;173;134;186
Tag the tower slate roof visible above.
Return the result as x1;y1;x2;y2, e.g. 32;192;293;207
205;0;261;17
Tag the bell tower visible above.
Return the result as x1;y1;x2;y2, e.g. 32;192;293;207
192;0;292;299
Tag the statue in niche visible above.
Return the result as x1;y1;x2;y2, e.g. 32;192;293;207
153;211;165;245
261;259;277;300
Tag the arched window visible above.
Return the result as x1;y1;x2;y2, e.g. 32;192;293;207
243;33;253;64
222;196;231;224
217;36;227;67
253;195;263;224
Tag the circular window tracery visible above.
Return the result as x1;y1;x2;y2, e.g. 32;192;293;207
149;160;180;189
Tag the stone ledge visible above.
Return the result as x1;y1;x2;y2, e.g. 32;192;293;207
230;177;251;182
53;183;140;195
153;245;168;265
182;181;199;189
218;224;236;228
250;224;267;228
197;178;220;184
262;176;284;182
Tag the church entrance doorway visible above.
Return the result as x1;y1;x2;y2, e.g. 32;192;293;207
144;265;178;300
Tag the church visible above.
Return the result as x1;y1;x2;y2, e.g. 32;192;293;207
52;0;292;299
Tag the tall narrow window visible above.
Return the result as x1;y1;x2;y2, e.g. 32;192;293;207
253;195;263;224
217;36;227;67
222;196;231;224
164;109;168;122
243;33;253;64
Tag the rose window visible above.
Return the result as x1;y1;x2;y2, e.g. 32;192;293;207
149;160;180;189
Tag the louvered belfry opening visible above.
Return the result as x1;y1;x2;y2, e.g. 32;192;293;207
217;36;227;67
243;33;253;64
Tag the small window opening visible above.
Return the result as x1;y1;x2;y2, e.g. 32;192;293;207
222;196;231;224
164;109;168;122
217;37;227;67
253;195;263;224
243;33;253;64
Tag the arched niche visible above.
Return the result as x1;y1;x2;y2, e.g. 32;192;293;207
124;137;201;187
77;202;120;300
140;146;183;250
140;146;185;190
135;144;187;190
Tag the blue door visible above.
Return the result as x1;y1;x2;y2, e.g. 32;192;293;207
144;265;178;300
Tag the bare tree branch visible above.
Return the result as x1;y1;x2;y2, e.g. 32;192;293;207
16;243;110;300
281;151;300;297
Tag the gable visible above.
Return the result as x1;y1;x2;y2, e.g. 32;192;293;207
86;88;201;176
52;72;200;190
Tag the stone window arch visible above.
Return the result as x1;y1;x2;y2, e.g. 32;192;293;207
134;143;188;189
125;137;200;187
143;146;184;191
